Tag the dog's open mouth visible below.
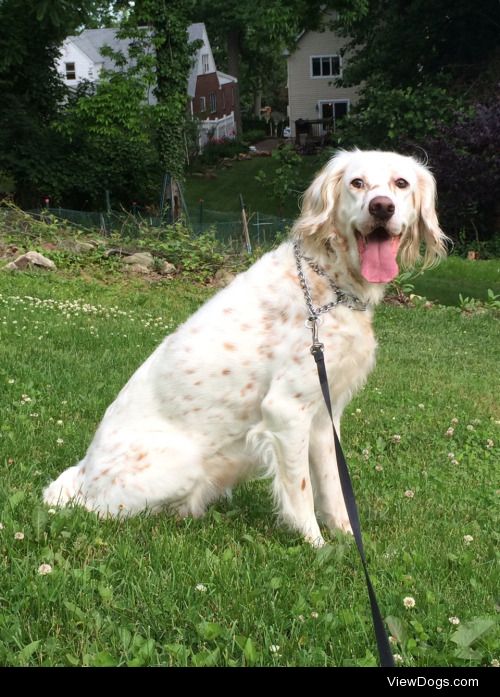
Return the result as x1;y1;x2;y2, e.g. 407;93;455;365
356;227;401;284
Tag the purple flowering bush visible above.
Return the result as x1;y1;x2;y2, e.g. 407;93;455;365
420;92;500;253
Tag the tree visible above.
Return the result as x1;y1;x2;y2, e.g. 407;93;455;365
117;0;199;182
0;0;104;204
336;0;500;93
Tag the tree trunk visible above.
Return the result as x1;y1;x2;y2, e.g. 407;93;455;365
253;88;262;118
226;29;242;135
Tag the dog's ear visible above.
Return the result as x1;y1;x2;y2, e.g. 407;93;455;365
292;151;351;242
400;162;449;269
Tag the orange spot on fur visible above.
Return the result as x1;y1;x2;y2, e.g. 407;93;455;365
224;342;237;351
301;478;306;490
194;380;203;386
137;452;146;461
222;369;231;375
294;393;303;399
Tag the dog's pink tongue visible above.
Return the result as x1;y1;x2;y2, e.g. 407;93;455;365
358;234;400;283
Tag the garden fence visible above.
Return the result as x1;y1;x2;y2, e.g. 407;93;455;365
27;207;293;250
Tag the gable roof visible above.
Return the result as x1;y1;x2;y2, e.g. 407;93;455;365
65;23;231;98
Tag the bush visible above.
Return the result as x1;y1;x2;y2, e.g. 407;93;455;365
195;137;247;167
335;84;462;150
419;92;500;246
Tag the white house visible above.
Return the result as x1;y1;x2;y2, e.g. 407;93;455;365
285;15;358;139
57;23;238;148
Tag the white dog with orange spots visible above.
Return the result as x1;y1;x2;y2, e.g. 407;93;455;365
44;150;447;546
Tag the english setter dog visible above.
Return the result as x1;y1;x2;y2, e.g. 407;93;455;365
44;150;447;546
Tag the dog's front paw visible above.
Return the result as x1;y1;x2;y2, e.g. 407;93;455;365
305;533;326;548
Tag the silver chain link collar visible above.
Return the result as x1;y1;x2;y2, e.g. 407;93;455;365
293;241;367;320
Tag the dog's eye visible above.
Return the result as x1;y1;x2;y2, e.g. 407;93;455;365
395;178;409;189
351;178;365;189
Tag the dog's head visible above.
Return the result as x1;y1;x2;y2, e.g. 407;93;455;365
293;149;448;283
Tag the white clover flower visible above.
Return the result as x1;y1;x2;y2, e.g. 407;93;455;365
0;523;4;530
393;654;404;664
47;509;56;515
467;424;474;431
195;583;207;593
392;435;402;444
56;438;64;445
448;616;460;625
447;452;455;459
14;531;25;540
491;659;500;667
310;611;319;619
269;645;280;654
418;404;425;409
486;439;494;449
445;427;454;437
463;535;474;545
403;596;416;609
38;563;53;576
404;490;415;499
451;418;458;425
375;464;383;472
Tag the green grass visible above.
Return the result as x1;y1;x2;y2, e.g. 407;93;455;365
412;257;500;306
185;154;324;219
0;270;498;667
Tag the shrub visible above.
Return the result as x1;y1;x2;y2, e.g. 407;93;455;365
418;92;500;246
195;137;247;167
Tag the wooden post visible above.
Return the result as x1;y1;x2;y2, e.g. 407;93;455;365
239;194;252;254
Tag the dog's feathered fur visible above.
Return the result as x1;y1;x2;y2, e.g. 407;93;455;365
44;150;447;546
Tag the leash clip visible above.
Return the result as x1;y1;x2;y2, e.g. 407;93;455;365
305;316;324;355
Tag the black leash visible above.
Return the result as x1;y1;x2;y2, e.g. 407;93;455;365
311;339;395;668
293;242;394;667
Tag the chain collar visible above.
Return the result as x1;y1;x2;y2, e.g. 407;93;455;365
293;241;367;320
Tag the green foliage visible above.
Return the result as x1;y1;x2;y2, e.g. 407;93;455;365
255;145;302;211
0;0;100;205
194;138;247;167
121;1;200;181
335;84;464;150
136;222;226;282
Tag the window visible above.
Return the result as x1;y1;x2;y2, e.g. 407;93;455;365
65;62;76;80
202;53;210;73
311;55;341;78
318;100;350;129
199;96;206;112
209;92;217;113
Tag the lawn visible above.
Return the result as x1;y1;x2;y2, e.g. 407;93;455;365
0;266;498;667
184;153;324;219
411;257;500;306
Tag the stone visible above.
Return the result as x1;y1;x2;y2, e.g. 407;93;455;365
124;263;150;275
58;239;96;253
6;251;56;271
160;261;177;276
122;252;154;268
213;269;236;287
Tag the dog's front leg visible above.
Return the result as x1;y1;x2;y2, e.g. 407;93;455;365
309;409;352;534
252;393;324;547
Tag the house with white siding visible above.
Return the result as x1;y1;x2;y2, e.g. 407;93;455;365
285;16;358;140
57;23;237;148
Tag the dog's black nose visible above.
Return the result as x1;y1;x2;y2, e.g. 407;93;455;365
368;196;395;221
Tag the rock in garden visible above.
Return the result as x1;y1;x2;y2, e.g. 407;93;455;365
58;239;96;253
123;263;150;275
213;269;236;287
122;252;154;268
5;251;56;271
160;261;177;276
